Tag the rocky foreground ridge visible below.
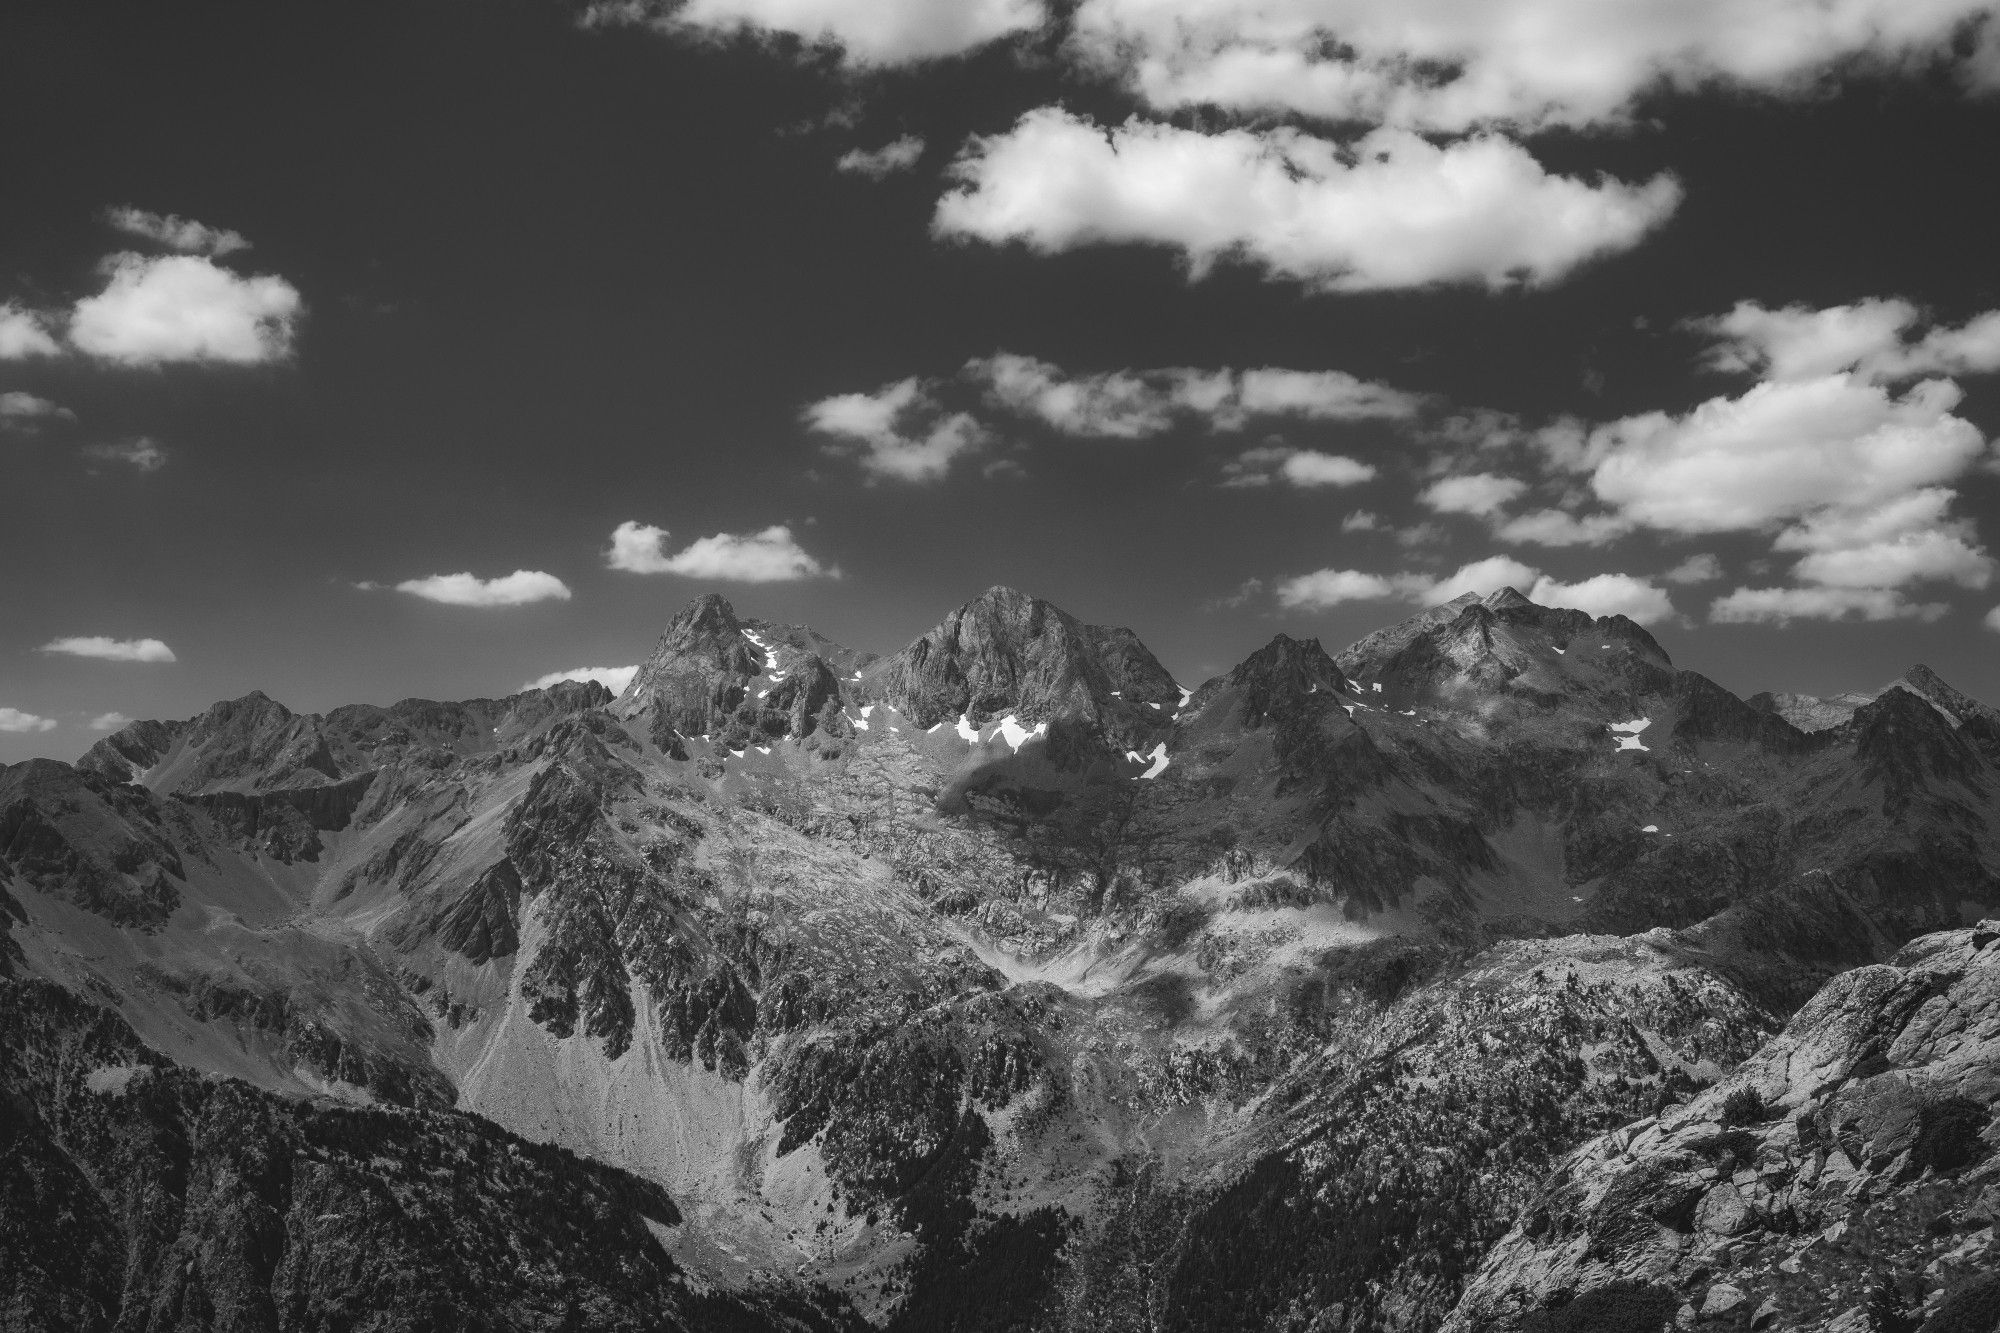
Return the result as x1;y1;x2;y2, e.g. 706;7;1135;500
4;584;1999;1331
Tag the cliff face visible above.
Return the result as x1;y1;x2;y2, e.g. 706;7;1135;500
1443;922;2000;1333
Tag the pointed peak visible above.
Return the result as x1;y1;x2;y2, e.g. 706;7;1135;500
1483;587;1533;609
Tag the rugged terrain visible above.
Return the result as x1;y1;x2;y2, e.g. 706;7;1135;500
5;584;1999;1331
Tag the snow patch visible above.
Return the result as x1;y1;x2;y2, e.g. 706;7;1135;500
1554;647;1566;655
1641;824;1659;833
1125;742;1170;779
1609;717;1652;752
995;715;1046;752
85;1064;148;1096
1371;683;1382;693
955;713;981;743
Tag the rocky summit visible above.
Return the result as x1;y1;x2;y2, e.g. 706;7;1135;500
5;585;2000;1333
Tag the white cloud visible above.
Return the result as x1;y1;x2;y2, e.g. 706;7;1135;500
1492;508;1630;546
802;378;987;482
1700;299;2000;384
1526;573;1675;624
1709;586;1947;625
0;391;74;431
524;665;640;695
1421;555;1542;604
0;707;58;734
591;0;1044;64
105;206;250;256
81;438;167;472
1586;377;1985;535
40;636;177;663
1987;606;2000;633
1341;510;1382;532
393;571;572;607
68;253;301;365
1662;553;1723;585
1274;568;1402;610
1069;0;2000;133
0;302;61;358
1221;445;1377;489
1420;472;1528;516
837;135;926;177
87;712;133;731
605;521;833;581
934;110;1680;293
970;353;1417;435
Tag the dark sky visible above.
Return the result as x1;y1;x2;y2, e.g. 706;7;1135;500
5;0;2000;761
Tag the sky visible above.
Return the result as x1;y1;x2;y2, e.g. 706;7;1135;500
5;0;2000;761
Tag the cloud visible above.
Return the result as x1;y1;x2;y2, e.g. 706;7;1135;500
802;378;988;482
1586;377;1985;535
1525;573;1676;624
1221;445;1377;489
1420;472;1528;516
1421;555;1543;604
393;571;573;606
605;521;834;581
1699;299;2000;384
970;353;1419;435
524;665;640;695
1988;606;2000;633
837;135;926;177
0;707;57;734
40;636;177;662
1492;508;1630;547
68;253;302;365
0;391;74;432
1273;568;1403;610
87;712;133;731
105;206;250;257
80;438;167;472
588;0;1044;65
1069;0;2000;133
1709;586;1947;625
933;110;1680;292
1662;553;1723;585
1341;510;1382;532
0;302;61;358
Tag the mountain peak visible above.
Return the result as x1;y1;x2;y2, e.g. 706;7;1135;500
1483;586;1533;610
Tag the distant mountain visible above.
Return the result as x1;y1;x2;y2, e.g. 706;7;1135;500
5;585;1999;1331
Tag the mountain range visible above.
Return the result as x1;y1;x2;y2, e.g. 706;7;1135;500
5;585;1998;1332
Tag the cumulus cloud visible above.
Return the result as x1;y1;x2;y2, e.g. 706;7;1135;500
1662;553;1723;585
1524;572;1676;624
393;571;573;607
587;0;1044;64
68;253;302;365
1420;472;1528;517
605;521;834;581
1341;510;1382;532
1492;508;1630;547
80;438;167;472
0;302;61;359
935;111;1680;293
0;707;58;734
40;636;177;662
1273;554;1675;623
1699;299;2000;384
0;391;74;432
971;353;1419;435
1988;606;2000;632
837;135;926;177
1709;586;1947;625
88;712;133;731
1221;445;1377;489
523;665;640;695
105;206;250;257
802;378;987;482
1069;0;2000;133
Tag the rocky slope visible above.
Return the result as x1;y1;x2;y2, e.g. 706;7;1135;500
5;584;1999;1331
1443;920;2000;1333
